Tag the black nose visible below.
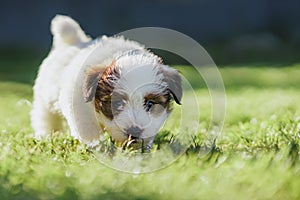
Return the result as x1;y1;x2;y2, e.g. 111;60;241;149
125;126;144;137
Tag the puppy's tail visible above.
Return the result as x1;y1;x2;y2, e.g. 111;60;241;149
51;15;91;47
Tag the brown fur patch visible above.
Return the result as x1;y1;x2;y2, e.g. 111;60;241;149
94;61;121;120
83;65;106;102
144;92;172;115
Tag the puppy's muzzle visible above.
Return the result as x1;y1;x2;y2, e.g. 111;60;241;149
122;126;146;150
125;126;144;139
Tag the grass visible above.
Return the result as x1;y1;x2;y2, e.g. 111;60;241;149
0;57;300;199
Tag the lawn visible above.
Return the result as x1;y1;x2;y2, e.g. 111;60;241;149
0;56;300;199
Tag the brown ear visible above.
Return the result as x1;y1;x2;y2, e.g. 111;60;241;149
161;66;182;105
82;66;106;102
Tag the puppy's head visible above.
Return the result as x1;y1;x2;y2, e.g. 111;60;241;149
83;53;182;149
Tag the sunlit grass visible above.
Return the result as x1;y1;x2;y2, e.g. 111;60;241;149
0;65;300;199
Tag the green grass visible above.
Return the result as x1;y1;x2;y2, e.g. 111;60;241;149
0;61;300;199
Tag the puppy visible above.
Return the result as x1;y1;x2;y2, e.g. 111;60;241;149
31;15;182;149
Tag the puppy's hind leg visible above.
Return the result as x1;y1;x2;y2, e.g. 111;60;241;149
30;100;63;139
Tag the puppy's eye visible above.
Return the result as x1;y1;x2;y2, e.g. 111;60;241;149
112;99;126;110
145;100;155;112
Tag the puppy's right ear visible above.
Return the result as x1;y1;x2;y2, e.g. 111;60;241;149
82;66;105;103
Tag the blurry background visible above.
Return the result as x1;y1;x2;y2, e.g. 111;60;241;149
1;0;300;83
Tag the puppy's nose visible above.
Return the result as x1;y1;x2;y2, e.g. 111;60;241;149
125;126;144;137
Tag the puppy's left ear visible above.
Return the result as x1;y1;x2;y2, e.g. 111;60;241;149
82;66;105;103
161;66;182;105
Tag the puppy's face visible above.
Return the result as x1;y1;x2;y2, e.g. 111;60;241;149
83;58;182;149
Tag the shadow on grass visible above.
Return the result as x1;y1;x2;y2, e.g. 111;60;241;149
0;186;160;200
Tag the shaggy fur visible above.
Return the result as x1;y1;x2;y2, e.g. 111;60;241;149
31;15;182;148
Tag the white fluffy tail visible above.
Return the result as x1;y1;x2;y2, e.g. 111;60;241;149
51;15;91;47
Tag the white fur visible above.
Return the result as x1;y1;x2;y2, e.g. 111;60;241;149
31;15;178;147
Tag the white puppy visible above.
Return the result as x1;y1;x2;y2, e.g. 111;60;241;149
31;15;182;149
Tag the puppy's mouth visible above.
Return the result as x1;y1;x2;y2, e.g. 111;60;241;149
122;134;140;150
122;134;152;153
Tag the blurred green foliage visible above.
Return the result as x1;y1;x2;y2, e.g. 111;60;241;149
0;51;300;199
